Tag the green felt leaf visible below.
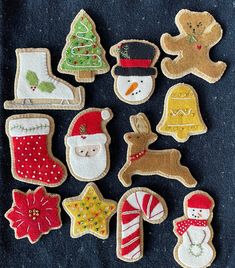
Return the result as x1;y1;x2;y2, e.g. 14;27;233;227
38;81;55;93
26;70;39;86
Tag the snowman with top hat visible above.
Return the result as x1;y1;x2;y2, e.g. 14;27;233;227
110;40;160;104
174;191;215;268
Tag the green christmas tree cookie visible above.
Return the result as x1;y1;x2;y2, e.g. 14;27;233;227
58;9;110;83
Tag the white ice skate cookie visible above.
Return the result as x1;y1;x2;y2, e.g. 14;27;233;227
4;48;85;110
110;40;160;105
173;190;216;268
65;108;113;181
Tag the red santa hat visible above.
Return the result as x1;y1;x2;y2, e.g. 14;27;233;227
187;193;213;209
66;109;111;147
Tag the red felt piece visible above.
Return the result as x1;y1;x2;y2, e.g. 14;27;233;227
5;186;61;243
188;194;213;209
70;111;102;136
12;135;64;185
176;219;208;236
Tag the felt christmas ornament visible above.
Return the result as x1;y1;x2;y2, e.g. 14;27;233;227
160;9;227;83
6;113;67;187
173;190;216;268
65;108;113;181
116;187;168;262
110;40;160;104
58;9;110;83
62;182;117;239
5;186;62;244
4;48;85;110
118;112;197;188
156;83;207;142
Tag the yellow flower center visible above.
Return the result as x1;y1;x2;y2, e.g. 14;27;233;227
28;208;40;220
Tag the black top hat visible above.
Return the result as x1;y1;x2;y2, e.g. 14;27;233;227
114;41;157;76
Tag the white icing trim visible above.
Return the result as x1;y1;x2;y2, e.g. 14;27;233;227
66;133;107;147
8;118;50;137
101;109;111;120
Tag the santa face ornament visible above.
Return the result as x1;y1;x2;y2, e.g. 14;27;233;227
65;108;113;181
110;40;160;105
173;191;216;268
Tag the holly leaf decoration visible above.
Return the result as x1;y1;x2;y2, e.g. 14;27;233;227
26;70;39;86
38;81;55;93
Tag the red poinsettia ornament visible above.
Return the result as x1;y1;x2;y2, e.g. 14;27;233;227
5;186;62;244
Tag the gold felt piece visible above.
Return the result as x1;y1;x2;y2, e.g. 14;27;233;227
157;83;207;142
62;183;117;239
161;9;227;83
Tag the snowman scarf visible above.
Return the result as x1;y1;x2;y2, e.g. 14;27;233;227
176;219;208;236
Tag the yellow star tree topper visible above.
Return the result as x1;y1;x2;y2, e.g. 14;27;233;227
62;183;117;239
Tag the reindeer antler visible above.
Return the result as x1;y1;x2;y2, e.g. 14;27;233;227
130;113;151;133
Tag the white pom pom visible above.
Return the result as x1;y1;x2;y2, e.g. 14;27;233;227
101;109;111;120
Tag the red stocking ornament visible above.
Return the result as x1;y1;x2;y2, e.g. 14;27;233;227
6;114;67;187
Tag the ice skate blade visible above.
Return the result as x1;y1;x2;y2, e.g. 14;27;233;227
4;100;85;110
4;87;85;110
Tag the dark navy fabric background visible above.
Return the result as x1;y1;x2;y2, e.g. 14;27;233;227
0;0;234;267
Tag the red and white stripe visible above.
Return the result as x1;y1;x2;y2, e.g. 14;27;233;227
117;190;165;262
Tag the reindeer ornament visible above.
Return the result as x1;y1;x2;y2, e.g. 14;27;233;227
118;113;197;188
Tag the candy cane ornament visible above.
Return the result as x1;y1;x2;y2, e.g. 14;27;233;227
116;187;168;262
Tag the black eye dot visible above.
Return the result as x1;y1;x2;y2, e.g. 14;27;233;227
81;150;83;153
92;149;96;152
192;209;195;211
128;80;130;82
189;25;192;28
140;80;143;83
200;209;202;212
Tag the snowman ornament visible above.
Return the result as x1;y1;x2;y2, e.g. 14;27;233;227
110;40;160;104
173;191;216;268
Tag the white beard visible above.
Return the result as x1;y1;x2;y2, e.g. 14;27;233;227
68;144;107;181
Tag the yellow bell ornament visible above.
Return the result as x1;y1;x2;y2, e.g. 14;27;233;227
156;83;207;142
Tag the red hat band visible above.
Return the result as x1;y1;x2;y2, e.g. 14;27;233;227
119;59;152;68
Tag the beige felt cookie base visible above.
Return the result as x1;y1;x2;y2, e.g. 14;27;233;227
116;187;168;262
110;39;160;105
160;9;227;83
5;113;68;187
58;9;110;83
62;182;117;239
4;48;85;110
118;113;197;188
173;190;216;268
65;107;113;182
156;83;207;142
5;187;62;244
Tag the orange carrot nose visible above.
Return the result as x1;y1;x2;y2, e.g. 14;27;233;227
125;82;138;96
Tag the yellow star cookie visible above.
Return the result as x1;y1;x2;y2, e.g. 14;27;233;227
62;182;117;239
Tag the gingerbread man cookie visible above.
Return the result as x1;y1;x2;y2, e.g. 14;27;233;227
161;9;227;83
